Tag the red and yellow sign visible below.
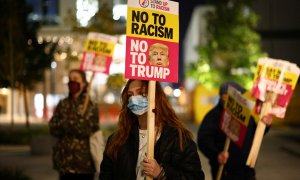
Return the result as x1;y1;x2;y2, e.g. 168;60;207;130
252;58;300;118
220;86;255;148
125;0;179;82
80;32;117;74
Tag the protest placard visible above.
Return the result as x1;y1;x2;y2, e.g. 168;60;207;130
251;57;300;118
125;1;179;179
80;32;117;115
217;86;255;180
80;32;117;74
220;86;255;147
125;0;179;82
247;57;300;167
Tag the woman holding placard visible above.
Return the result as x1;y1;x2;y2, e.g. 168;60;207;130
49;69;100;180
99;79;205;180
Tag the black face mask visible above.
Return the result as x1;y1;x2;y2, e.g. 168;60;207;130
68;81;81;95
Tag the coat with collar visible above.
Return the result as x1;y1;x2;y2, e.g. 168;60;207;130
100;120;205;180
49;93;99;174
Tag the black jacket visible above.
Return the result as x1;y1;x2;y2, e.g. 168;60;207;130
197;101;257;180
100;120;205;180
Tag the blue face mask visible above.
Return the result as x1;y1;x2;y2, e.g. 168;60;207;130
127;95;148;115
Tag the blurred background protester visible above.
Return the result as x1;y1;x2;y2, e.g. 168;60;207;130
197;81;273;180
49;69;99;180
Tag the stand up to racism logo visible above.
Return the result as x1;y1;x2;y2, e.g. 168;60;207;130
139;0;149;8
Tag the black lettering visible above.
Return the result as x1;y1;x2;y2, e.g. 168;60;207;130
140;24;147;35
132;23;139;34
158;14;166;25
152;13;159;24
140;12;148;23
226;96;234;110
165;28;173;39
87;40;97;51
132;10;140;22
158;26;164;38
132;10;148;23
236;105;242;116
239;114;246;122
130;23;173;39
284;77;292;83
148;25;154;36
226;96;246;122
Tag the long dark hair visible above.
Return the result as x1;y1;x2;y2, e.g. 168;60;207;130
107;79;193;159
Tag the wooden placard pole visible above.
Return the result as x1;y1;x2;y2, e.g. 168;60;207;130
216;137;231;180
146;80;156;180
247;62;287;168
246;92;276;167
81;72;95;116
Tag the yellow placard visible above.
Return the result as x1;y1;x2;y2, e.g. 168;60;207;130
225;95;251;125
126;7;179;43
254;64;299;89
83;39;115;56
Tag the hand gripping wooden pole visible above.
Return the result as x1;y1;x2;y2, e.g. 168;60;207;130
247;62;287;168
246;92;276;167
81;72;95;116
146;80;156;180
216;137;231;180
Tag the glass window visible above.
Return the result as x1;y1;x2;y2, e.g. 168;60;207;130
26;0;59;25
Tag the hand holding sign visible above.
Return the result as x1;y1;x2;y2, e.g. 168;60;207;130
127;0;178;179
80;32;117;115
247;57;300;168
126;1;180;180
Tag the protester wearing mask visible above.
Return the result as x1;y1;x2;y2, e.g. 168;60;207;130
49;69;99;180
99;79;205;180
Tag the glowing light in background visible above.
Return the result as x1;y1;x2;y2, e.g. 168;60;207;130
173;89;181;97
103;92;115;104
54;52;67;61
51;61;57;69
164;86;173;96
46;94;61;118
113;4;127;20
62;76;69;84
0;88;8;95
76;0;99;26
34;94;44;118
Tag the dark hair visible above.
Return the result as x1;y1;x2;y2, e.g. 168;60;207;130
69;69;88;84
219;81;246;96
68;69;88;97
107;79;193;159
